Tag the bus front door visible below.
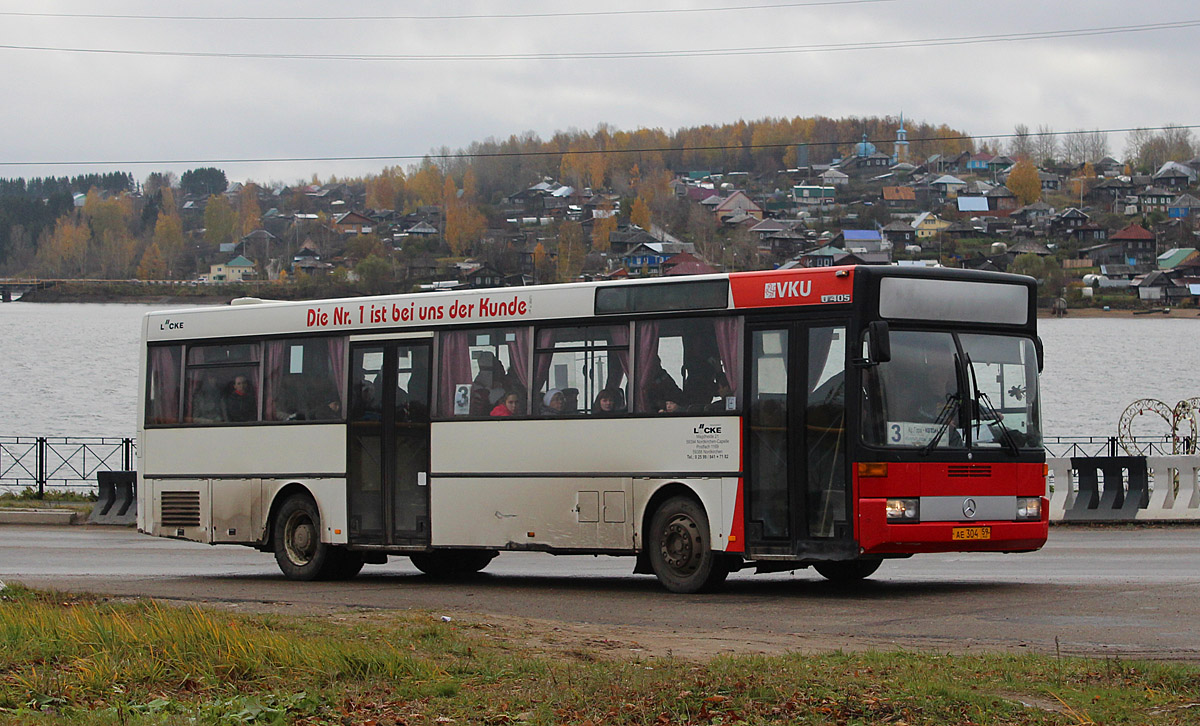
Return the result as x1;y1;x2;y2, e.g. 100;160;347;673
347;340;432;547
746;323;851;554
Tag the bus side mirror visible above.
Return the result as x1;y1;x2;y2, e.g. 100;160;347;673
1034;335;1044;372
858;321;891;366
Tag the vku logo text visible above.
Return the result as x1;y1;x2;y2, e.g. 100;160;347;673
763;280;812;299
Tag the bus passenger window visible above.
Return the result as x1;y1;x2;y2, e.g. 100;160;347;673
634;317;741;414
183;343;262;424
264;338;346;421
436;327;530;418
533;325;629;416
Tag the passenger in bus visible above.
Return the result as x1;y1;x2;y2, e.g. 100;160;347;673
223;375;257;422
593;388;624;415
644;355;685;413
542;388;567;415
471;351;512;416
491;392;521;417
190;375;225;423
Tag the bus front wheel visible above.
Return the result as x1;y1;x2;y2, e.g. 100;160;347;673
647;496;729;593
274;495;340;581
814;559;881;583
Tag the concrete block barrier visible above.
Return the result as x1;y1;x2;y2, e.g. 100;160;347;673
87;470;137;526
1047;455;1200;522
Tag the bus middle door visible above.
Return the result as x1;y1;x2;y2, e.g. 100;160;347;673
347;339;432;547
745;322;851;555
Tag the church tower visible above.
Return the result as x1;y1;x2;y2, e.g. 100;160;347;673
893;113;910;164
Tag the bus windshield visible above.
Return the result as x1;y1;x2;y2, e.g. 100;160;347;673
861;330;1041;450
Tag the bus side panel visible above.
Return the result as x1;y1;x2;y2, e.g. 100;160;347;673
143;478;211;543
430;477;633;549
262;478;350;546
430;418;741;476
141;425;346;478
631;478;735;553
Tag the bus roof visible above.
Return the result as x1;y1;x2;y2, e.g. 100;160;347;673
144;265;1034;343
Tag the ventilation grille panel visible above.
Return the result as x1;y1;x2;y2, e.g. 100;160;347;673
947;465;992;478
160;490;201;527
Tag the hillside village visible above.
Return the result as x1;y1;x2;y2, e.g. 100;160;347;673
5;118;1200;308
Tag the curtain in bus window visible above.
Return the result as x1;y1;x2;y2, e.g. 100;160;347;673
437;331;473;417
264;338;345;421
712;318;741;411
634;322;662;412
146;346;181;424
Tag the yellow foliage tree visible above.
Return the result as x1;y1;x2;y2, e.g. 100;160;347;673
204;194;237;249
38;216;90;277
153;213;185;278
556;221;586;282
408;162;445;208
238;185;262;238
591;208;618;253
1006;160;1042;206
137;241;167;280
631;196;652;230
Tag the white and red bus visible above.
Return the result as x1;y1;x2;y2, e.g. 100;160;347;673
138;265;1047;592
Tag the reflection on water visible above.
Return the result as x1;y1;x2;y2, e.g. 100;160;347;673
1;302;1198;439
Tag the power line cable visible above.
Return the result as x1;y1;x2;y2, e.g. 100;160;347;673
0;0;895;22
2;124;1195;168
0;19;1196;62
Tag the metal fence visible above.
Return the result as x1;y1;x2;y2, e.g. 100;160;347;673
1041;435;1188;459
0;436;135;496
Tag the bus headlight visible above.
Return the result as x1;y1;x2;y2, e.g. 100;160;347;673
1016;497;1042;521
886;498;920;522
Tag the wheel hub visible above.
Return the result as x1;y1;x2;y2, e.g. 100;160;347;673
661;516;700;573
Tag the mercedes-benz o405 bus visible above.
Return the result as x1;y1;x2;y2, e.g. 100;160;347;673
138;265;1047;592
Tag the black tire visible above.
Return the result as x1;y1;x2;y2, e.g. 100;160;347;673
647;496;729;593
273;495;337;581
814;559;882;583
409;550;497;577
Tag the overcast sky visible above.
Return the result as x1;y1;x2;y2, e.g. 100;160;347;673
1;0;1197;186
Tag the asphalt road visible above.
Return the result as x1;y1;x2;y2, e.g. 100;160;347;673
3;524;1198;661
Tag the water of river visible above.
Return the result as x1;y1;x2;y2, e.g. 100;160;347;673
1;302;1197;439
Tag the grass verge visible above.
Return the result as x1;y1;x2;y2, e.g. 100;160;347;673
0;583;1197;725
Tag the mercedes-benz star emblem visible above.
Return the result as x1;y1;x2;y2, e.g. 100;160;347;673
962;498;978;518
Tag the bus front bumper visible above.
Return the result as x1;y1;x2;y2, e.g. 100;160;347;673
857;497;1049;555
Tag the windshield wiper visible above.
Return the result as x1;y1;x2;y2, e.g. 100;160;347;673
965;354;1019;455
919;392;961;456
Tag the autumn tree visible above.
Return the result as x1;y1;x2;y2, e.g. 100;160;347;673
153;212;185;278
136;241;167;280
555;221;586;282
1006;160;1042;205
37;216;89;277
366;166;406;209
532;241;554;283
408;161;445;208
203;194;237;250
238;184;262;237
591;207;618;253
630;196;652;230
355;254;392;294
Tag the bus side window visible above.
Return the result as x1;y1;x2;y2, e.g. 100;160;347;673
634;317;741;414
532;325;629;416
436;327;531;418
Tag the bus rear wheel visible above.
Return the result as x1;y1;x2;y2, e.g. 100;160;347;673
274;495;340;581
814;559;881;583
410;550;497;578
648;496;729;593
